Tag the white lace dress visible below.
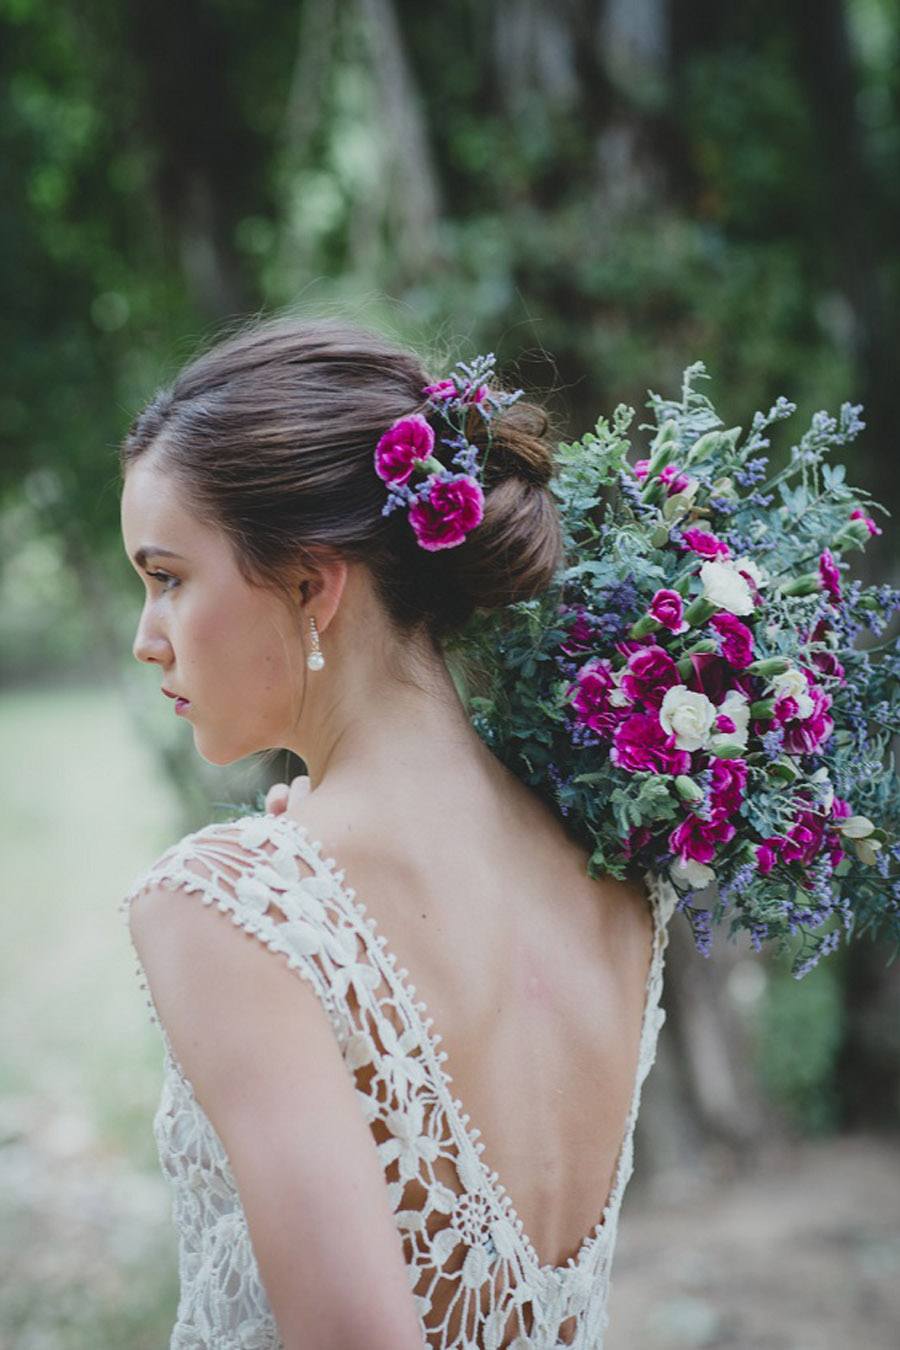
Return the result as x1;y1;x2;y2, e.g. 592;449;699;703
120;812;678;1350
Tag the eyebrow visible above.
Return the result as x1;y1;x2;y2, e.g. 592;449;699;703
132;546;187;568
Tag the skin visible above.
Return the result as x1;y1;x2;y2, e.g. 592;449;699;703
121;452;512;800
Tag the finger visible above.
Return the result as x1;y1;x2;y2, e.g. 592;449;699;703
265;783;290;815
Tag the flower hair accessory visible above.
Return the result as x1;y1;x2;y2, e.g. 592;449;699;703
373;352;524;551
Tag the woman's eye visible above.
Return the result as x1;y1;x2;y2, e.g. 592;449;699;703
147;570;180;591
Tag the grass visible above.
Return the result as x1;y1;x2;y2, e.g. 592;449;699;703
0;680;190;1346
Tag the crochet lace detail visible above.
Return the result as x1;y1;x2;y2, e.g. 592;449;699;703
120;813;677;1349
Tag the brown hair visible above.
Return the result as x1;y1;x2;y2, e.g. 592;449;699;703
119;313;565;646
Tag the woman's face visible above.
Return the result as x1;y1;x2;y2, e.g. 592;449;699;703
120;457;307;765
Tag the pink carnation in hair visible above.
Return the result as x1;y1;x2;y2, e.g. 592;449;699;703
407;474;485;551
374;413;435;486
422;380;457;401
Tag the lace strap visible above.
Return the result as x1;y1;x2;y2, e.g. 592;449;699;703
118;818;344;1087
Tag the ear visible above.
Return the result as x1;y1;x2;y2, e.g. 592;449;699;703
297;556;348;636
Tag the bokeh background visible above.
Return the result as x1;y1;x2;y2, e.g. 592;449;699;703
2;2;899;1347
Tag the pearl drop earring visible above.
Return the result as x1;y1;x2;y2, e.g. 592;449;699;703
306;614;325;670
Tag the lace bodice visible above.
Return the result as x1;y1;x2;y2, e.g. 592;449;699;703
120;812;678;1349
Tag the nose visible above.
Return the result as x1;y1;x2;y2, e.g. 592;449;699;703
132;607;173;666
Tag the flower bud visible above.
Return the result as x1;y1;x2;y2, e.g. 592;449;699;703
675;774;705;802
708;741;746;759
779;573;821;597
749;699;776;719
630;614;662;639
746;656;791;677
684;596;716;625
833;519;871;551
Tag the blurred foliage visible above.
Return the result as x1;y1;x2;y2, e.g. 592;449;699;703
1;0;897;1159
755;948;847;1134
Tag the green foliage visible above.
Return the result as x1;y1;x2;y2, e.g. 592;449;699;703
756;950;846;1134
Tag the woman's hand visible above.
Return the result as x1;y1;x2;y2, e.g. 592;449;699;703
264;774;311;816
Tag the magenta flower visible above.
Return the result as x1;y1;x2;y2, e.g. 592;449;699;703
805;617;846;685
818;548;842;603
709;758;748;815
756;837;784;876
678;528;730;560
709;612;755;669
422;380;457;401
374;413;435;486
850;507;882;536
559;605;596;656
570;659;623;738
649;589;689;635
633;458;651;481
611;713;691;775
776;679;834;755
623;823;653;860
621;645;681;709
658;463;691;495
668;810;736;866
407;474;485;551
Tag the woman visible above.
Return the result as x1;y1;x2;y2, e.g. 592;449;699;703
119;313;675;1349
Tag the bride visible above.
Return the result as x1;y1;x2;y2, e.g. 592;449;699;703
119;312;674;1349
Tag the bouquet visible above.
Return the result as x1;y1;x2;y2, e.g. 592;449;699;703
456;363;900;979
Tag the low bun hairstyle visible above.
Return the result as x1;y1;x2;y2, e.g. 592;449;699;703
119;314;566;645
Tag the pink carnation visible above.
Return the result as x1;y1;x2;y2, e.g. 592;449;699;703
658;463;691;495
818;548;842;603
407;474;485;551
374;413;435;486
774;674;834;755
649;588;689;635
633;458;651;481
422;379;457;401
679;528;730;560
621;645;681;709
850;507;882;536
709;612;755;669
756;837;784;876
559;604;596;656
570;660;622;738
709;758;748;815
611;713;692;776
668;810;736;866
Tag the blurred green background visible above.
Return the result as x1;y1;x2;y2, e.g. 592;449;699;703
2;1;899;1346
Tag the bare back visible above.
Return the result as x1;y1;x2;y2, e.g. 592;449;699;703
286;766;655;1275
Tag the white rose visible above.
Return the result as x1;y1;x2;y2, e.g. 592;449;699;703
771;667;814;719
709;689;751;749
699;559;756;615
659;685;717;751
669;856;715;889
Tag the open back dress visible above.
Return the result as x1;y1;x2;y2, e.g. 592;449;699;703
120;811;678;1349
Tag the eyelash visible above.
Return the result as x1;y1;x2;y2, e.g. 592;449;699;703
146;570;180;591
